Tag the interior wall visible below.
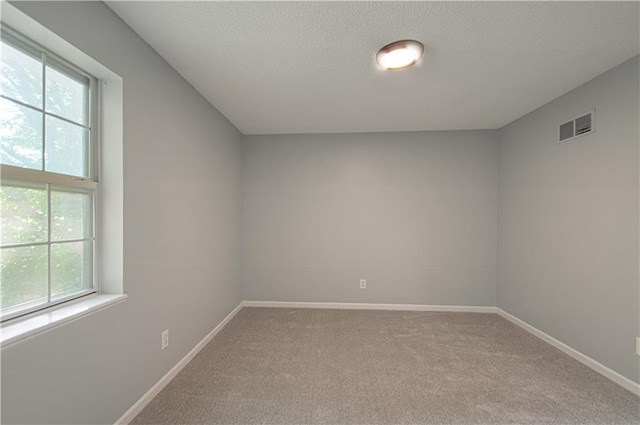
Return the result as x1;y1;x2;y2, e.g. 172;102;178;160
243;131;499;306
1;2;243;424
2;3;638;424
497;55;640;383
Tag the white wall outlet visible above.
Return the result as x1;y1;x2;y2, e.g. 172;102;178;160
161;329;169;350
636;337;640;356
360;279;366;289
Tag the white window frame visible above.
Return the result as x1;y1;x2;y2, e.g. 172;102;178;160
1;25;101;322
0;2;124;349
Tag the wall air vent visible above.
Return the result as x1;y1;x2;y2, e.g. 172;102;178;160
558;110;595;143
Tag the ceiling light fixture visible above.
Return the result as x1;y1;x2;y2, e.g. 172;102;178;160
376;40;425;70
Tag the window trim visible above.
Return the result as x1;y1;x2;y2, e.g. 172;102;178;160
1;25;101;322
0;1;124;349
0;293;127;348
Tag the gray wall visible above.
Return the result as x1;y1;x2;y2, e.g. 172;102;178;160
2;3;638;424
497;56;640;383
1;2;243;424
243;131;499;306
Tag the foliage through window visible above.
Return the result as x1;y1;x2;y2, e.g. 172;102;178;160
0;28;97;321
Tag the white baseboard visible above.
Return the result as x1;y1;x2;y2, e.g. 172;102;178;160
242;300;497;313
113;301;638;425
496;308;640;396
113;302;244;425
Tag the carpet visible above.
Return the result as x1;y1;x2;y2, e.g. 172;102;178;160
131;307;639;424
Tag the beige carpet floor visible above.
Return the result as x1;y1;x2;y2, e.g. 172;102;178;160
131;308;639;424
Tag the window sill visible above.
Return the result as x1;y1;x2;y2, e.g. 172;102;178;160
0;294;127;349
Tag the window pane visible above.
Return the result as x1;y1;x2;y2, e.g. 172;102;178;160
1;183;47;246
0;97;43;170
51;241;92;298
45;115;87;177
51;190;91;241
0;245;48;311
0;40;43;108
46;65;87;125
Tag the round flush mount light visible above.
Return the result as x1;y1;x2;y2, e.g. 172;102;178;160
376;40;425;70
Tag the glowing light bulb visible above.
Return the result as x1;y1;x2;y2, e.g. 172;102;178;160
376;40;425;70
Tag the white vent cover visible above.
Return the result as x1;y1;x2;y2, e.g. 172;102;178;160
559;110;595;143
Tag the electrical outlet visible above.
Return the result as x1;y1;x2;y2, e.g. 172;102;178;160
360;279;366;289
161;329;169;350
636;337;640;356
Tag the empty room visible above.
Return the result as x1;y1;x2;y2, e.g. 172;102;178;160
0;1;639;424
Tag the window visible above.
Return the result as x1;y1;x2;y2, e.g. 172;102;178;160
0;27;98;321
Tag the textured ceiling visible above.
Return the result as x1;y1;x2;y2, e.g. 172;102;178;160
107;1;639;135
